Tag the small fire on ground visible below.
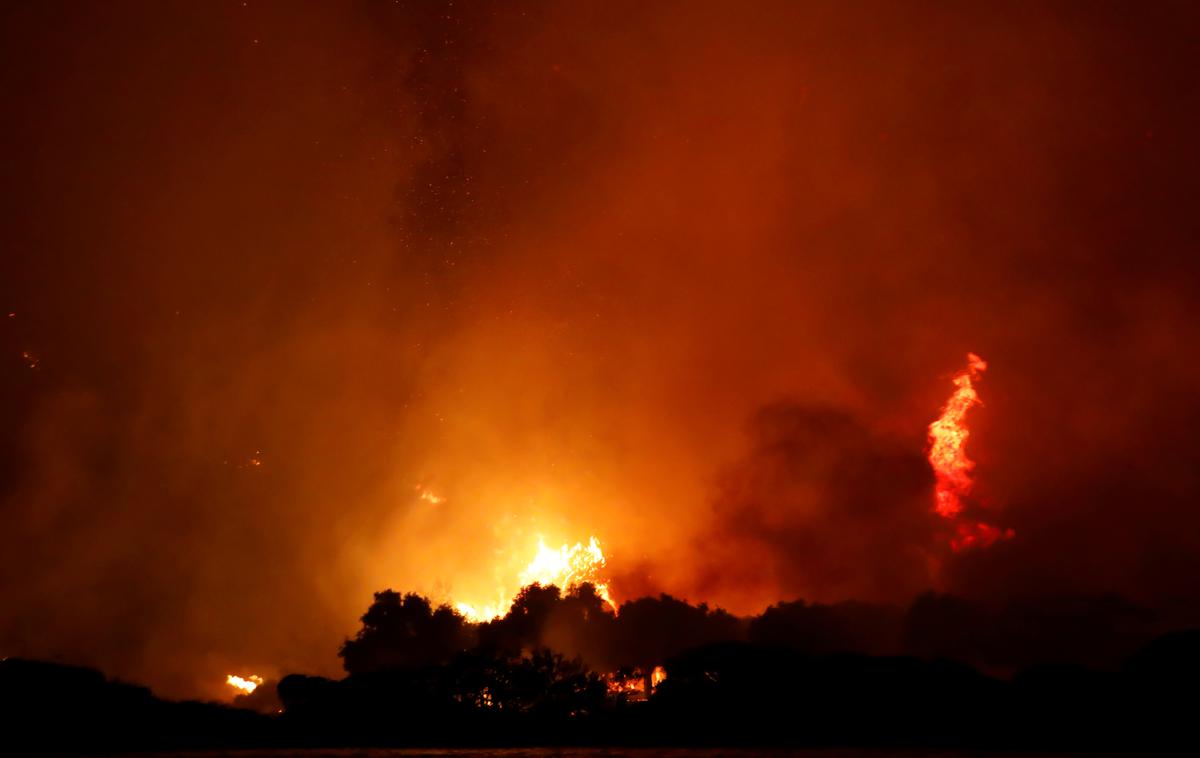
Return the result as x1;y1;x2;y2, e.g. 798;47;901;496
606;665;667;699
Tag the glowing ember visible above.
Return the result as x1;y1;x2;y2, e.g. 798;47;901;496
951;521;1011;552
605;665;667;698
606;673;644;696
927;353;1013;551
225;674;263;694
454;535;614;622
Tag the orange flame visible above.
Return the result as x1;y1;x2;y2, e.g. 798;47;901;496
454;536;614;622
928;353;987;518
225;673;263;694
650;665;667;688
606;675;645;696
605;665;667;698
927;353;1013;552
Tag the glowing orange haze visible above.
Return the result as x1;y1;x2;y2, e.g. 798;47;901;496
9;2;1197;706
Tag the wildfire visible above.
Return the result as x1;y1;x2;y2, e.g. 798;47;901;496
605;665;667;698
454;536;615;622
225;674;263;695
927;353;1013;551
651;665;667;688
519;536;613;607
928;353;987;518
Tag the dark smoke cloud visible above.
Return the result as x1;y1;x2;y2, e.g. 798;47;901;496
687;404;934;610
2;0;1199;698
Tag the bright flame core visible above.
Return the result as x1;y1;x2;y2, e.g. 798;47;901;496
454;536;614;622
928;352;987;518
225;673;263;694
926;353;1013;552
651;665;667;688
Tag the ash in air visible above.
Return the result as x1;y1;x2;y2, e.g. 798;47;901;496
2;3;1200;749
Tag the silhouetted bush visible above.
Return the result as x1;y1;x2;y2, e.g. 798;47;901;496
0;658;272;754
749;598;903;654
339;590;474;673
6;589;1199;751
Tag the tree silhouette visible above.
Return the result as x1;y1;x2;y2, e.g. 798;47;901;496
339;590;473;674
610;593;741;690
749;598;902;654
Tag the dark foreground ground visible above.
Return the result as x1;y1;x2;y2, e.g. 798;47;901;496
82;751;1146;758
2;630;1198;755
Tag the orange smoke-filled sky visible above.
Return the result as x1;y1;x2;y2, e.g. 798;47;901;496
2;0;1199;699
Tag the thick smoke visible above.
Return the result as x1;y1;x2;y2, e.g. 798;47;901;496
684;404;934;611
2;0;1199;698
